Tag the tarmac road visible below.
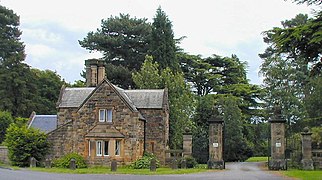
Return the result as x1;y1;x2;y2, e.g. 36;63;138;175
0;162;290;180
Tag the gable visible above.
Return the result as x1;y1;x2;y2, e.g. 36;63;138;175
78;79;139;113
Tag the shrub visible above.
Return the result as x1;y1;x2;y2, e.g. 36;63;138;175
0;111;13;144
178;156;198;168
130;153;159;169
4;124;50;167
52;153;87;168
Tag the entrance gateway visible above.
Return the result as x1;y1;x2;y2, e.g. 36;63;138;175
207;105;287;170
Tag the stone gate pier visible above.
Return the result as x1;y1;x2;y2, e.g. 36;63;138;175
301;127;314;170
207;109;224;169
269;106;287;170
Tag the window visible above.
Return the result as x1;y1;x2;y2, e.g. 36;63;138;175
104;141;109;156
99;109;113;122
115;140;121;155
96;141;102;156
96;140;109;156
107;109;112;122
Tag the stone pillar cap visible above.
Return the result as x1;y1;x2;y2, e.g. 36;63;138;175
301;127;312;135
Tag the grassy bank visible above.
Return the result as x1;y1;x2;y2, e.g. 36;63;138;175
29;166;213;175
280;169;322;180
245;157;268;162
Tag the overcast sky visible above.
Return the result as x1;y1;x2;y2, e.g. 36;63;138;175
1;0;315;84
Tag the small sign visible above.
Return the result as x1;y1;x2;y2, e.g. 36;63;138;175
213;143;219;148
276;142;281;147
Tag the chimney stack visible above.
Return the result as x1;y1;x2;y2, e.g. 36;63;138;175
85;59;105;87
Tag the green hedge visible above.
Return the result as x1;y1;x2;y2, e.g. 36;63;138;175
52;153;87;168
130;153;159;169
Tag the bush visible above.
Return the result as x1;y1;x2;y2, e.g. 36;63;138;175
52;153;87;168
178;156;198;168
130;153;159;169
0;111;13;144
4;124;50;167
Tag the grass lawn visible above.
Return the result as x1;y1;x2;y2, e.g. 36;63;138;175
245;157;268;162
279;169;322;180
29;166;214;175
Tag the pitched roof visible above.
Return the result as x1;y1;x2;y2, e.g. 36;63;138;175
124;89;165;109
28;115;57;133
57;81;166;110
58;87;95;108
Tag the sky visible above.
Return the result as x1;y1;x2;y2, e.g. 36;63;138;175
1;0;316;85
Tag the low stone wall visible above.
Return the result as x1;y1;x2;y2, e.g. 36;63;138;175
0;146;9;164
312;149;322;170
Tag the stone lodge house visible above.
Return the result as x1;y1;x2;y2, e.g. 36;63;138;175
28;59;169;165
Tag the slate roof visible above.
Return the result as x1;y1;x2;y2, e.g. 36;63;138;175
57;83;165;109
28;115;57;133
58;87;95;108
124;89;165;109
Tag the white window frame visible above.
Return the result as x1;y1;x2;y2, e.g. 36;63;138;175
99;109;105;122
96;141;103;156
88;140;91;156
107;109;113;122
99;109;113;122
104;141;109;156
115;140;121;156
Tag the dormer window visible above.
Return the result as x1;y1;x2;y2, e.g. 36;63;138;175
99;109;113;122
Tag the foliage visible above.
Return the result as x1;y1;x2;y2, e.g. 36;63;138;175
263;12;322;76
149;7;179;71
191;95;213;163
13;117;29;127
0;5;65;117
132;55;162;89
218;95;253;162
4;124;50;167
0;111;13;143
260;13;321;133
161;68;195;149
178;156;198;168
31;69;64;114
311;127;322;149
287;133;302;168
287;0;322;6
130;153;159;169
133;58;194;149
52;152;87;168
303;76;322;128
79;14;152;88
245;157;268;162
69;80;86;87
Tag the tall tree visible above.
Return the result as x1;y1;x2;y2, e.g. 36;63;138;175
150;7;179;71
31;69;64;114
0;5;35;117
218;95;253;161
79;14;152;88
133;57;194;149
260;13;321;131
132;55;162;89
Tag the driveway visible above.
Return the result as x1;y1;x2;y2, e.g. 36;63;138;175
0;162;290;180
